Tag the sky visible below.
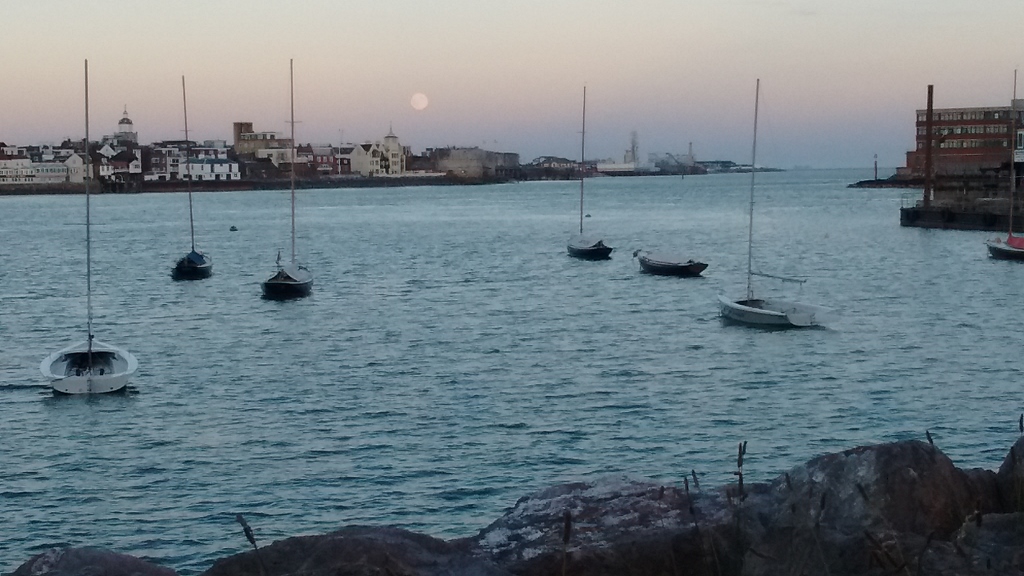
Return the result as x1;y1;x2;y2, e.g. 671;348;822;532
1;0;1022;169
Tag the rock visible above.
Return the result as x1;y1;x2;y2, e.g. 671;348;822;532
742;440;996;575
200;526;508;576
11;547;177;576
469;441;1001;576
996;435;1024;512
469;475;746;575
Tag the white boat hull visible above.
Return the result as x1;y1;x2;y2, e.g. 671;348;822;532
718;295;833;328
41;339;138;395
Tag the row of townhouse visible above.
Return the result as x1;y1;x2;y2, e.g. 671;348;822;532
236;121;409;177
0;145;145;186
0;142;91;185
145;140;240;182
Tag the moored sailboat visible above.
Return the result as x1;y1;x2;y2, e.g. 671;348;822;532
41;60;138;394
568;86;613;260
172;75;213;280
262;59;313;300
718;79;835;328
986;71;1024;260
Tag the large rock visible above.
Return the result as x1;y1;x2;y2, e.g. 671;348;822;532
11;547;177;576
996;435;1024;512
200;526;508;576
469;475;746;575
740;440;995;575
470;440;1005;576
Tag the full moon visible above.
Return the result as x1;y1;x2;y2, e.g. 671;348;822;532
411;93;429;111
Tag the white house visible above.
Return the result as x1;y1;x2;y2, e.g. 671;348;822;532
339;128;407;177
65;153;87;183
32;161;68;183
256;148;294;167
183;158;240;181
0;156;35;184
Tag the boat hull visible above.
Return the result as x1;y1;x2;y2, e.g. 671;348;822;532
262;279;313;300
171;254;213;280
41;339;138;395
718;295;832;328
262;264;313;300
637;254;707;277
567;236;613;260
986;240;1024;260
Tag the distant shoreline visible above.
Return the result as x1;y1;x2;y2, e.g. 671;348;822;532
0;175;511;196
0;170;805;197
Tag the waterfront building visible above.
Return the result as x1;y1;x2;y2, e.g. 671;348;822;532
339;128;409;177
233;122;292;156
1017;128;1024;164
88;152;114;181
145;140;236;181
31;161;69;184
145;144;184;181
255;148;294;167
334;146;354;174
1;142;25;156
900;100;1024;177
65;153;87;183
532;156;576;169
310;145;338;175
183;158;240;181
0;155;35;184
428;147;519;179
342;142;384;176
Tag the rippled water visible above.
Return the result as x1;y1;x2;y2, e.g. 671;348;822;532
2;170;1022;573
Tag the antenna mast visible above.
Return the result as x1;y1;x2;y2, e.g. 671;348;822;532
579;86;586;235
290;59;296;264
1011;70;1018;237
183;75;195;251
84;59;94;360
746;79;760;301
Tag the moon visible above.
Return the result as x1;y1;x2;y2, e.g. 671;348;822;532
411;93;429;111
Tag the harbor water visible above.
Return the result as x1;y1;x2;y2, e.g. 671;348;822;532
1;170;1021;573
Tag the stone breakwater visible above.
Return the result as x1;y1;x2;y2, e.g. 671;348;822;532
13;437;1024;576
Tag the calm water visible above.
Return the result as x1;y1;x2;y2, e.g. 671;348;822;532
2;170;1021;573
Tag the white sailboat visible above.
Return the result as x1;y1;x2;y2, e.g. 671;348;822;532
262;59;313;299
172;75;213;280
986;71;1024;259
567;86;613;260
41;60;138;394
718;79;835;328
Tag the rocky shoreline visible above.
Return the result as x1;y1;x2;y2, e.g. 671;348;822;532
13;436;1024;576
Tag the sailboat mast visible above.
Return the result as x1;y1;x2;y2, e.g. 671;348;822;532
746;79;760;301
579;86;586;235
84;59;94;358
182;75;195;251
1010;70;1018;237
290;58;296;264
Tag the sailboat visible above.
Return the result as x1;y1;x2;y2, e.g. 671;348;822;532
567;86;613;260
262;59;313;300
717;79;834;328
986;72;1024;259
41;60;138;394
172;75;213;280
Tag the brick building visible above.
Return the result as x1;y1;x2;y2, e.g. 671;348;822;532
901;100;1023;177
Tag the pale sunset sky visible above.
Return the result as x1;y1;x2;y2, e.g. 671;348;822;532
0;0;1021;168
